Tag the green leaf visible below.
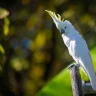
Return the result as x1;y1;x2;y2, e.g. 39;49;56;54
0;44;5;69
3;17;10;36
0;44;5;54
37;69;72;96
36;46;96;96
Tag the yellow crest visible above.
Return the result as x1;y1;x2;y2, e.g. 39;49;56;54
45;10;64;21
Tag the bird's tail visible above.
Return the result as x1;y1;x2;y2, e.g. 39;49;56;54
89;72;96;90
81;62;96;90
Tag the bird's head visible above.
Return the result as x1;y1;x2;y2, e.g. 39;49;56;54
45;10;74;35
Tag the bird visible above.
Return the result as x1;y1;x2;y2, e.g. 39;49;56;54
45;10;96;90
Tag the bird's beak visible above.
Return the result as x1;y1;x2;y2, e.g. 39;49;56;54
45;10;63;28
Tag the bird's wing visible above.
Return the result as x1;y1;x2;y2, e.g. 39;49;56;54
71;36;96;90
70;36;95;76
71;36;92;65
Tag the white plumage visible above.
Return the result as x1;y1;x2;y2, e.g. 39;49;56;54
46;10;96;90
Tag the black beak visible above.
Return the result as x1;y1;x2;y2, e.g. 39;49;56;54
60;29;65;35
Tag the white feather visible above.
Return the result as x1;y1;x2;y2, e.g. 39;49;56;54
46;10;96;90
62;27;96;90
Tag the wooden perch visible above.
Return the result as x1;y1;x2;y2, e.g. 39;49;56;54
68;64;84;96
68;64;96;96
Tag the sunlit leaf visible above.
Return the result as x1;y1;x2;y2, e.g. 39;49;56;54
0;8;9;19
10;58;29;71
90;46;96;71
35;32;46;48
3;17;10;36
0;44;6;69
0;44;5;54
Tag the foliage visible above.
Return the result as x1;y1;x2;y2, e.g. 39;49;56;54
37;46;96;96
37;68;72;96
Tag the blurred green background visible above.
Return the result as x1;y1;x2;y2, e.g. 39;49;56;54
0;0;96;96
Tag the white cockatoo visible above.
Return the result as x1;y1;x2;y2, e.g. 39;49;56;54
45;10;96;90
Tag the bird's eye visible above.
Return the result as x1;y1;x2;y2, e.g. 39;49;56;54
65;27;66;29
